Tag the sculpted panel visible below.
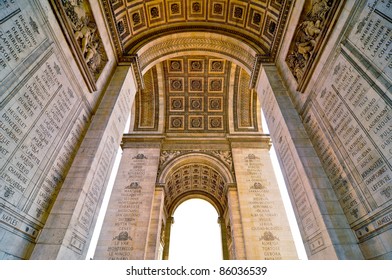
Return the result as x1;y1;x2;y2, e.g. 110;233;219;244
51;0;108;91
285;0;343;90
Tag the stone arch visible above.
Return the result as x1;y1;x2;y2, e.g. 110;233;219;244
136;32;258;75
158;152;234;260
158;152;235;216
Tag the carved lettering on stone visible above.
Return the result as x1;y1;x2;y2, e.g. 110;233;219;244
315;53;392;208
0;1;47;85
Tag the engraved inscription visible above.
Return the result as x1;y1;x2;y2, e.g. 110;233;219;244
0;2;46;82
348;0;392;72
316;54;392;207
0;54;79;208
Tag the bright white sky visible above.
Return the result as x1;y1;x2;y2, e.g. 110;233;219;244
169;199;223;261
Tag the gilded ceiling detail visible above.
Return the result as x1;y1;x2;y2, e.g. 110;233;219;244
103;0;292;60
133;66;159;131
164;56;230;133
164;163;227;211
131;55;258;134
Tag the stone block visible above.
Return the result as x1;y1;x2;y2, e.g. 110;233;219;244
30;244;61;260
43;213;73;229
359;236;386;259
37;228;68;245
378;228;392;252
0;230;34;258
313;200;344;216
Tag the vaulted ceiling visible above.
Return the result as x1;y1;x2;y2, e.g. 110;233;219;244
103;0;292;62
101;0;292;135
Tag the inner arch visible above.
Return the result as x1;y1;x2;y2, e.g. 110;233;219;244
136;32;258;74
164;162;227;216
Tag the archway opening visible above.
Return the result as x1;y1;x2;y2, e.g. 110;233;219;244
169;199;223;261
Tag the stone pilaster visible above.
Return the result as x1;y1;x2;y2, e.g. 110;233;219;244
162;216;174;260
93;136;162;259
257;65;363;259
144;184;165;259
231;140;298;260
226;183;246;260
30;66;136;259
218;217;229;260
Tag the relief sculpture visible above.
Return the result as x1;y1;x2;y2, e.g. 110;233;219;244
52;0;108;91
63;0;107;77
286;0;341;90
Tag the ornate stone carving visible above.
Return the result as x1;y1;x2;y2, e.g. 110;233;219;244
211;150;233;171
133;66;159;131
159;150;234;173
133;154;148;159
113;231;132;241
259;231;279;241
285;0;342;91
159;151;182;167
139;36;256;72
125;182;141;189
164;56;227;133
54;0;108;91
163;163;227;211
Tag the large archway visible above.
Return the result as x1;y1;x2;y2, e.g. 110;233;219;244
157;152;234;260
169;198;223;261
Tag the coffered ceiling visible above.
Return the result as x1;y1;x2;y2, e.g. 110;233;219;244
101;0;286;135
133;55;259;134
103;0;292;62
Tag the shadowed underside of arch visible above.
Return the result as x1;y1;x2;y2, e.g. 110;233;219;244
101;0;293;62
158;153;235;216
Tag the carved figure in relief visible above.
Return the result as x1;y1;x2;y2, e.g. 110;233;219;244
309;0;331;21
259;231;279;241
301;20;321;38
160;150;181;166
285;0;334;83
212;150;233;169
296;40;316;60
74;24;96;55
62;0;106;77
113;231;132;241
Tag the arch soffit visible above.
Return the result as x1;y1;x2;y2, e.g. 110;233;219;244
157;152;235;185
136;32;258;75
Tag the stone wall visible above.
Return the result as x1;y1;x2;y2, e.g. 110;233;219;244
273;0;391;259
0;0;116;259
94;140;162;260
232;144;298;260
